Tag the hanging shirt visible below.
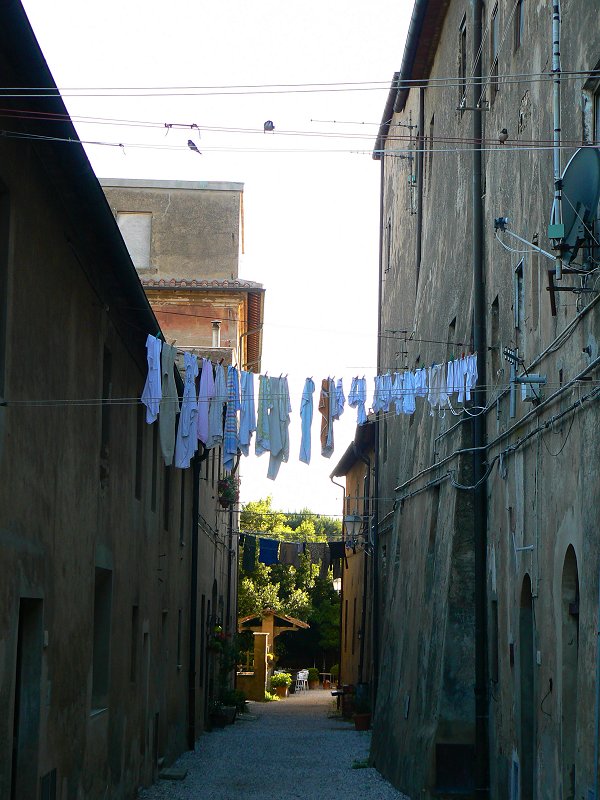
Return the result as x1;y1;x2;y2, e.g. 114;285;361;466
318;378;334;458
258;537;279;566
348;377;368;425
414;367;428;398
196;358;215;446
206;364;226;449
141;334;162;424
373;373;393;413
255;374;272;456
267;376;291;480
465;354;478;401
242;536;257;573
332;378;345;420
223;366;241;472
403;370;417;414
299;377;315;465
174;352;199;469
239;370;257;457
392;372;404;415
159;343;180;466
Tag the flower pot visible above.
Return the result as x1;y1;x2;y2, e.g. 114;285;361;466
275;686;288;698
353;712;371;731
219;497;231;508
308;680;320;690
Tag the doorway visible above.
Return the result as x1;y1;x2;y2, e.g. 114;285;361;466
519;575;534;800
561;545;579;800
11;598;43;800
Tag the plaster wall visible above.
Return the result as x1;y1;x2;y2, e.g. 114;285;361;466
373;1;600;798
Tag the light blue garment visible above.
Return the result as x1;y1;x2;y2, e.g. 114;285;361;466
174;352;199;468
206;364;227;449
239;370;257;457
333;378;345;420
223;366;241;472
267;376;291;480
348;377;367;425
255;374;272;456
299;377;315;464
141;334;162;424
372;373;392;414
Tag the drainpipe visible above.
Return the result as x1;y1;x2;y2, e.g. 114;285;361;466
416;87;425;290
472;0;489;795
550;1;563;280
187;450;201;749
353;446;371;685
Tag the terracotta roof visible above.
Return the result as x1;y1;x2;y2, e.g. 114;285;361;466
142;278;264;290
238;608;310;630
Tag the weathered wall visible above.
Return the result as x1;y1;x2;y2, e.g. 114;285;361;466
373;1;600;798
102;180;243;281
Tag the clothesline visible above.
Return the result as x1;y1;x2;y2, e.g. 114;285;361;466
140;334;479;476
240;533;354;574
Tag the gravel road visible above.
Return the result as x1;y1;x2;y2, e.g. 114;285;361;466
137;689;409;800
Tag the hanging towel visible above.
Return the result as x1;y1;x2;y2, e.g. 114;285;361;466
267;376;291;481
196;358;215;446
239;370;257;457
318;378;334;458
258;537;279;566
299;377;315;465
223;366;241;472
141;334;162;423
242;536;257;572
255;374;272;456
206;364;226;449
174;352;199;469
159;343;180;466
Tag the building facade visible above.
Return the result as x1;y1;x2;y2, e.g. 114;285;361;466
371;2;600;799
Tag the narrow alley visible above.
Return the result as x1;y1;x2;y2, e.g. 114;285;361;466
137;690;408;800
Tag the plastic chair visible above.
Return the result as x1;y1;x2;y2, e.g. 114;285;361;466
295;669;309;692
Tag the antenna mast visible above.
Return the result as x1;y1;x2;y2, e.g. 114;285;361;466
550;1;563;279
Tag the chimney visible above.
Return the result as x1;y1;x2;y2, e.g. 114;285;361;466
211;320;222;348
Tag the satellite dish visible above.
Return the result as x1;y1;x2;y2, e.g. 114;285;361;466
549;147;600;264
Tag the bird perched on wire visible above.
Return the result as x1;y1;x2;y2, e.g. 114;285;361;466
187;139;202;154
263;120;275;133
498;128;508;145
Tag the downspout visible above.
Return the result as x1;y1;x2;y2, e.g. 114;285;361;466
595;569;600;800
372;151;385;702
354;445;371;685
416;87;425;290
331;475;346;685
472;0;489;796
550;1;563;280
187;451;201;749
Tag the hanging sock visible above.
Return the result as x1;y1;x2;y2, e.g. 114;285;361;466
159;343;180;466
223;365;241;472
239;370;257;457
255;374;272;456
196;358;215;446
299;377;315;465
206;363;227;449
141;334;162;423
174;352;199;469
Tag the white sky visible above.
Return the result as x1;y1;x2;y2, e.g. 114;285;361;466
21;0;412;517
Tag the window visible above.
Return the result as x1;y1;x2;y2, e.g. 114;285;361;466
514;260;524;330
459;16;467;110
514;0;524;50
490;4;499;103
384;220;392;274
116;212;152;269
135;405;144;501
91;568;112;710
491;295;500;379
0;183;9;398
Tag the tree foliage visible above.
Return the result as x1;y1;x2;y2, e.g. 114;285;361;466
238;498;341;666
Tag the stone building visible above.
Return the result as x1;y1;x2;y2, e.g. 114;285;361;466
0;3;257;797
330;422;375;691
371;1;600;799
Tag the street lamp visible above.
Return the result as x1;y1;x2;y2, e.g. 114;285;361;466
343;513;363;543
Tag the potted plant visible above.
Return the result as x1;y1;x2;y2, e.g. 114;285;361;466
307;667;320;689
208;625;227;653
330;664;339;688
270;672;292;698
217;474;240;507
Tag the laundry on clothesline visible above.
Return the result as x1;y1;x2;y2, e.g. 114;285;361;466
139;334;479;474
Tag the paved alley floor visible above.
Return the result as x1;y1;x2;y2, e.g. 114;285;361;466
137;689;409;800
